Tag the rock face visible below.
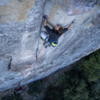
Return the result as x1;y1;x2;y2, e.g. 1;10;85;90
57;0;99;15
0;0;100;91
0;0;35;23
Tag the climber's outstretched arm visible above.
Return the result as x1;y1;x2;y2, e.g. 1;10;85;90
68;19;75;30
68;22;73;30
43;15;52;33
43;19;47;27
43;15;48;27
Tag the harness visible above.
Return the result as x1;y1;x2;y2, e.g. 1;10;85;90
49;40;58;47
51;42;57;47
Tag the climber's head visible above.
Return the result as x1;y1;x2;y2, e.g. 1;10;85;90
55;25;61;30
54;25;63;35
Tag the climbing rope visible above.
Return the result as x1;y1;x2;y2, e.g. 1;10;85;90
31;1;46;66
35;1;46;63
33;44;44;67
29;1;47;73
30;44;44;72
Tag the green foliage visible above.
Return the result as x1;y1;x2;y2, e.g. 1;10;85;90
43;49;100;100
44;70;88;100
43;86;63;100
1;94;22;100
76;49;100;82
54;73;66;86
89;79;100;100
63;71;88;100
27;80;44;96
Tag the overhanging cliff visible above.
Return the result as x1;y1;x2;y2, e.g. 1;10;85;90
0;0;100;91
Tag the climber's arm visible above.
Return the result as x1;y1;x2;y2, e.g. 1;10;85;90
43;15;48;27
63;20;75;33
63;22;73;33
68;19;75;30
68;22;73;30
62;23;73;33
43;19;47;27
64;19;75;32
43;15;52;33
43;18;52;33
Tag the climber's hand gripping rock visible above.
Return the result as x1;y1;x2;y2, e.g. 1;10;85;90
42;15;48;19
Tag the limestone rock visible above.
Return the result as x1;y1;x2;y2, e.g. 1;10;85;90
0;0;100;91
0;0;35;23
58;0;98;15
0;0;45;91
92;13;100;25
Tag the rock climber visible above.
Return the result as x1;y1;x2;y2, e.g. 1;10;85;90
40;15;75;48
